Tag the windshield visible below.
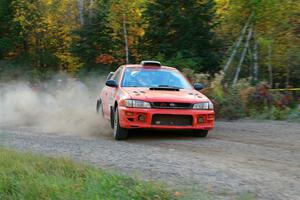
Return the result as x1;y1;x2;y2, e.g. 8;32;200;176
121;68;192;89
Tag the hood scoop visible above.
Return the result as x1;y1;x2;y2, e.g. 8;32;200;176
189;92;202;98
132;91;141;96
149;87;180;91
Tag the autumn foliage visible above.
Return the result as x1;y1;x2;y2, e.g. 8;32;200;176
0;0;299;87
95;54;115;65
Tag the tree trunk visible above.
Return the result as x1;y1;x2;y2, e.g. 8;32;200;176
22;39;29;55
88;0;95;21
247;45;253;79
223;13;253;73
268;44;273;88
253;31;259;83
286;62;290;87
77;0;84;26
233;26;253;86
123;14;129;64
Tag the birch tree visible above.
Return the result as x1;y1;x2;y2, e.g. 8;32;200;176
252;30;259;83
122;14;129;64
232;25;253;85
267;44;273;88
108;0;146;64
216;0;300;87
223;13;253;73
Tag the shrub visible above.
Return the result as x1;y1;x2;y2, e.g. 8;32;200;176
270;106;290;120
217;88;245;120
206;73;246;120
247;83;297;120
248;83;273;110
287;109;300;122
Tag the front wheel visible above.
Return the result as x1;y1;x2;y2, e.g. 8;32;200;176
113;108;128;140
193;130;209;137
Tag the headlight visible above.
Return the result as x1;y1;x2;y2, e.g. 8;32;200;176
124;99;151;108
193;101;214;110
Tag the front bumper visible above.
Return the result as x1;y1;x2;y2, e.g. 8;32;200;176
118;106;214;130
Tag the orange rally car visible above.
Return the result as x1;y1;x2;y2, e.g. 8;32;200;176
97;61;214;140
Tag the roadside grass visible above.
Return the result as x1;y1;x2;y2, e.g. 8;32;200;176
237;192;257;200
0;148;177;200
0;148;257;200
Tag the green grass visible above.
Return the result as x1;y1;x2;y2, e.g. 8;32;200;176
0;148;177;200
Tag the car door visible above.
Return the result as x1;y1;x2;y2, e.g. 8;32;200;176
104;67;123;117
101;72;114;118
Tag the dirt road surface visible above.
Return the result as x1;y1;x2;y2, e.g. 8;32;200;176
0;120;299;200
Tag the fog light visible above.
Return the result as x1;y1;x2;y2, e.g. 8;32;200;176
126;112;134;116
198;117;204;123
138;115;146;122
208;114;214;120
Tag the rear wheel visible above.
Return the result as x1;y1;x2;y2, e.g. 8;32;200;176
193;130;209;137
113;108;128;140
96;99;104;117
96;100;100;113
110;107;114;128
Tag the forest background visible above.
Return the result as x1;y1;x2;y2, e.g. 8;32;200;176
0;0;299;120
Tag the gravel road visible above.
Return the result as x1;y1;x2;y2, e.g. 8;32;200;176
0;120;299;200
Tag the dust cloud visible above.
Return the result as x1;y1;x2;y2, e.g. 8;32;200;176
0;75;110;136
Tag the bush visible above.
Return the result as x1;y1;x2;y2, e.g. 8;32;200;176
270;106;290;120
182;70;300;121
203;72;247;120
249;106;291;120
217;88;245;120
287;109;300;122
247;83;297;120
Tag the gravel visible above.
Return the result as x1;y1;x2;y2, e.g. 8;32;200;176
0;120;299;200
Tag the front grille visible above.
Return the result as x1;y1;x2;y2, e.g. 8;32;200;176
152;114;193;126
151;102;192;109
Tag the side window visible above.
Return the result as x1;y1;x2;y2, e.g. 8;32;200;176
112;67;123;84
106;72;114;81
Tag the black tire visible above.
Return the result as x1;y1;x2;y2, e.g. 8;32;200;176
112;108;128;140
96;99;104;117
96;100;100;113
110;107;114;128
193;130;209;137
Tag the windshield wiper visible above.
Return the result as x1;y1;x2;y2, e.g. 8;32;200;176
159;85;182;89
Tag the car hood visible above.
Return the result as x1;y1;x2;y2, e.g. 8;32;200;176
121;87;209;103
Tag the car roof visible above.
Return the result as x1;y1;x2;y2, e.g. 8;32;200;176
122;64;177;71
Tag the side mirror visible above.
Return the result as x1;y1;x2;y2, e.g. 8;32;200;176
106;80;118;87
194;83;204;91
